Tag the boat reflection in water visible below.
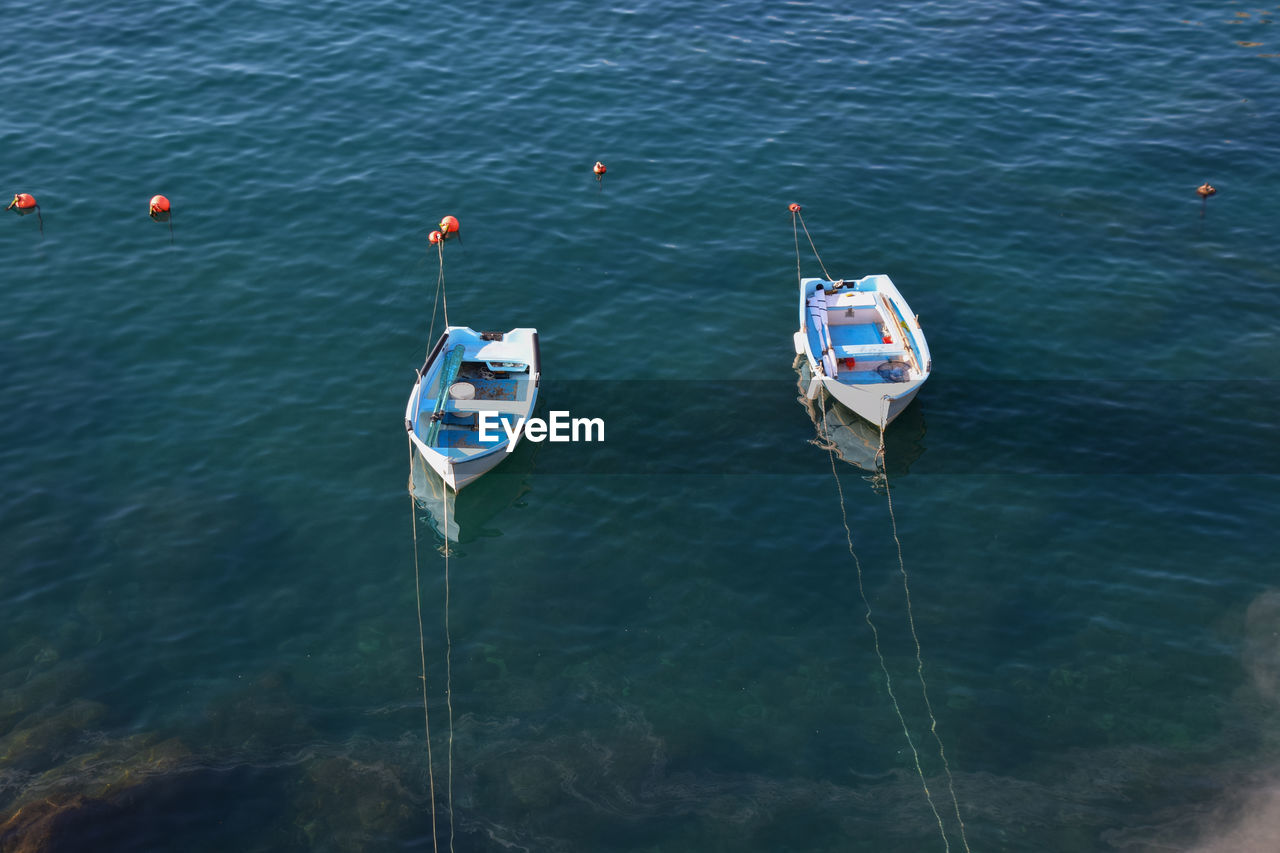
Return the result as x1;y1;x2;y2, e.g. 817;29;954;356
794;354;926;481
408;447;534;544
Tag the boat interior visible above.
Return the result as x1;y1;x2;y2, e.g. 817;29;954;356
417;358;534;452
808;279;922;383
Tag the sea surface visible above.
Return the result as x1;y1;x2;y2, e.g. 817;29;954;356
4;1;1280;850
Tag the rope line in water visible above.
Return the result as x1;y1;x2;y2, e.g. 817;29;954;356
439;241;450;330
877;409;971;853
427;241;448;351
792;209;833;283
408;447;441;853
443;489;455;853
817;392;952;852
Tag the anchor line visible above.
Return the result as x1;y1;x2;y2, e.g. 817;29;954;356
439;240;450;330
408;447;441;853
815;387;952;852
428;241;448;354
443;485;456;853
791;208;833;283
877;403;971;853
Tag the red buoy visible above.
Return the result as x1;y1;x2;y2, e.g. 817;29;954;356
149;194;170;218
438;215;459;237
593;161;606;177
8;192;43;236
788;202;802;213
428;230;444;245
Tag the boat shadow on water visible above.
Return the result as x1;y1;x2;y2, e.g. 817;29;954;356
408;442;536;546
794;354;926;484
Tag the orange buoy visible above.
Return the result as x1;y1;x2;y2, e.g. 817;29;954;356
438;215;459;236
149;194;170;218
593;161;607;177
1197;182;1217;219
8;192;43;237
428;230;444;245
788;202;802;213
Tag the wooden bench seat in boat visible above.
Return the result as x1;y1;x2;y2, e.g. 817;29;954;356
446;398;532;416
826;325;906;361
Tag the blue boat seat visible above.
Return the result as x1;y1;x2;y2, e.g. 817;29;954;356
828;323;882;348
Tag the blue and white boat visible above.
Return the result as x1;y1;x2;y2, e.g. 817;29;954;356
405;326;540;491
793;275;931;427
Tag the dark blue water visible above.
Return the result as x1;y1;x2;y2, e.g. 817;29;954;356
4;1;1280;850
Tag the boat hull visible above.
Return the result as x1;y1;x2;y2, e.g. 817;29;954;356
801;355;926;425
408;434;511;492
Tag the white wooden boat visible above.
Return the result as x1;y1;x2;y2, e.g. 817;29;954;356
405;326;540;491
793;275;931;427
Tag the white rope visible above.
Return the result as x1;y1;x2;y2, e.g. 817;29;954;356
794;214;804;289
817;390;951;851
792;209;833;282
427;241;449;352
408;447;441;853
443;487;455;853
877;404;971;853
439;242;450;330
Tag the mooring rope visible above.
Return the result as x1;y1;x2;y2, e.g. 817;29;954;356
816;391;951;851
792;208;834;283
427;241;449;352
877;407;971;853
442;488;456;853
408;448;441;853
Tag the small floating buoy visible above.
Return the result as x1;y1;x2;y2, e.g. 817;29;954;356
438;215;461;245
7;192;44;237
1197;182;1217;218
788;202;802;213
8;193;37;212
593;161;607;184
428;230;444;245
149;194;174;243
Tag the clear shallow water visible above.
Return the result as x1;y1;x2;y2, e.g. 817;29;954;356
3;0;1280;850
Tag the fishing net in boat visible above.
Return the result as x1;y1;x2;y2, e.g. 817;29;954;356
876;361;912;382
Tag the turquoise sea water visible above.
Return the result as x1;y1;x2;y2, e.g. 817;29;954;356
4;1;1280;850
